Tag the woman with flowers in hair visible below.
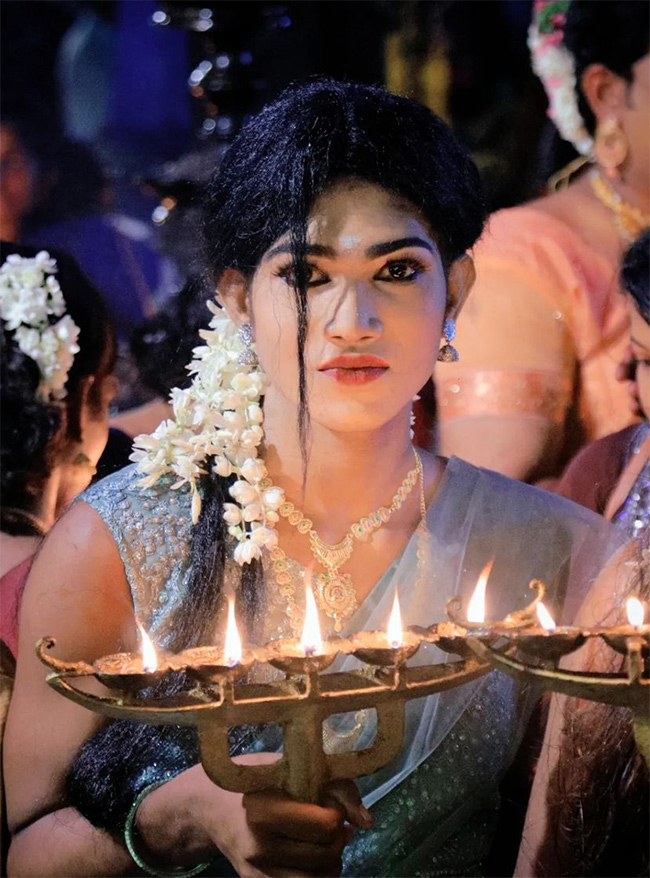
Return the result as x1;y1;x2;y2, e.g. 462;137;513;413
0;244;117;659
5;80;619;878
0;243;117;870
437;0;649;485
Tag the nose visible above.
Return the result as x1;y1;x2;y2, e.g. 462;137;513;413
325;281;382;345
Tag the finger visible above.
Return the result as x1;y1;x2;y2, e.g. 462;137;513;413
322;780;373;829
248;837;345;875
244;791;344;845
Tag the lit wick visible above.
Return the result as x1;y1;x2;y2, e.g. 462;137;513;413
137;621;158;673
536;602;557;631
300;577;323;657
224;598;242;667
387;591;403;649
467;559;493;624
626;597;645;629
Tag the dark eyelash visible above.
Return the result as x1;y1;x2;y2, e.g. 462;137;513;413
274;262;328;287
378;257;427;281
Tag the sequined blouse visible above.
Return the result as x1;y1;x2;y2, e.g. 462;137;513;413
613;423;650;540
81;458;615;877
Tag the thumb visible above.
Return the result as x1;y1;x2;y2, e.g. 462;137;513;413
322;779;373;829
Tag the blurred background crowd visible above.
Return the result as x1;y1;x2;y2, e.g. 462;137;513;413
1;0;558;420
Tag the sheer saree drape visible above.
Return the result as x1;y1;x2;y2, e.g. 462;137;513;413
80;457;620;875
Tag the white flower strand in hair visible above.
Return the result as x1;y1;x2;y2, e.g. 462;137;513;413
528;0;593;157
0;251;81;401
130;302;284;565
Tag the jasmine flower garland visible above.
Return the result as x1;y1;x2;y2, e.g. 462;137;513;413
131;302;285;565
528;0;594;158
0;251;81;401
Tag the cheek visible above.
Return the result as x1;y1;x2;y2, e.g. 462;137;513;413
251;286;300;389
637;364;650;417
392;295;445;371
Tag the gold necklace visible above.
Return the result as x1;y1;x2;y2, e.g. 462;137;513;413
589;170;650;245
266;449;424;632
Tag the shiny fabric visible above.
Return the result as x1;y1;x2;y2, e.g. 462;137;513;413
0;556;33;659
612;423;650;539
437;206;635;474
81;458;619;876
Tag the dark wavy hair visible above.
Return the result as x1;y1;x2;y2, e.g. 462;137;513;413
66;78;487;835
164;77;487;650
622;227;650;323
0;242;115;535
538;531;649;876
563;0;650;136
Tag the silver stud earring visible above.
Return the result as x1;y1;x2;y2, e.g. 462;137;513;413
237;323;258;366
437;317;459;362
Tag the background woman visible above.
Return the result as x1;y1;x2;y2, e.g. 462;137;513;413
437;0;649;483
6;80;615;878
0;243;117;872
556;228;649;535
0;244;117;659
516;531;649;876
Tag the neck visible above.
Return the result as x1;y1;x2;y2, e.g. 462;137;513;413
262;387;416;540
34;472;62;531
608;163;650;216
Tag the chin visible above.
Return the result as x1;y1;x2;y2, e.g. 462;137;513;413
310;402;409;435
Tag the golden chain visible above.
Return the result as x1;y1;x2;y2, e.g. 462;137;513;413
589;170;650;245
264;449;425;633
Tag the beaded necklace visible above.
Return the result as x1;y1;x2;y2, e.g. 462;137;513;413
589;171;650;245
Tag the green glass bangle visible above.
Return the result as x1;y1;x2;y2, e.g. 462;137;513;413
124;778;211;877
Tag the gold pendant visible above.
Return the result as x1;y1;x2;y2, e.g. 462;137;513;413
309;531;353;570
315;570;357;632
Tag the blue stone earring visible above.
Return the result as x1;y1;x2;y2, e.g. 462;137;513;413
437;317;459;362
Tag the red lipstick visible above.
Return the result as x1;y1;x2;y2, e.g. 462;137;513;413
318;354;389;385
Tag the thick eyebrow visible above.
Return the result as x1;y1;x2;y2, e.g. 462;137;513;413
365;237;436;258
264;236;435;261
264;243;335;260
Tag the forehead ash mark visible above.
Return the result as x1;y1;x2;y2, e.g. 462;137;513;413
339;235;362;251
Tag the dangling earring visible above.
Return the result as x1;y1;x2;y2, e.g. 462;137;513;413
237;323;258;366
72;451;98;476
437;317;459;362
593;116;628;179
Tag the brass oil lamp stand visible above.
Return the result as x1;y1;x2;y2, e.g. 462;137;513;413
448;581;650;764
37;591;489;804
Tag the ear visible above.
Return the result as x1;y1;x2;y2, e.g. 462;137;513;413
216;268;250;327
580;63;628;125
445;254;476;319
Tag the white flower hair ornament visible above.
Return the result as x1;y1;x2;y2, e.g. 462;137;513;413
130;302;285;565
528;0;594;157
0;251;81;401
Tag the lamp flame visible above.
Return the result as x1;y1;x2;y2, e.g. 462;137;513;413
467;560;493;624
300;577;323;656
627;597;645;628
536;602;556;631
224;598;242;667
137;621;157;673
387;591;403;648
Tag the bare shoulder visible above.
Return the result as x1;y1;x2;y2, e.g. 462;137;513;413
5;502;136;832
18;500;135;662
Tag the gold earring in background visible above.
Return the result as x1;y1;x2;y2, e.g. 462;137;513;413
72;451;98;476
593;116;628;178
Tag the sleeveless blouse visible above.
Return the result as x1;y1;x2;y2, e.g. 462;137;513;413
81;458;618;876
